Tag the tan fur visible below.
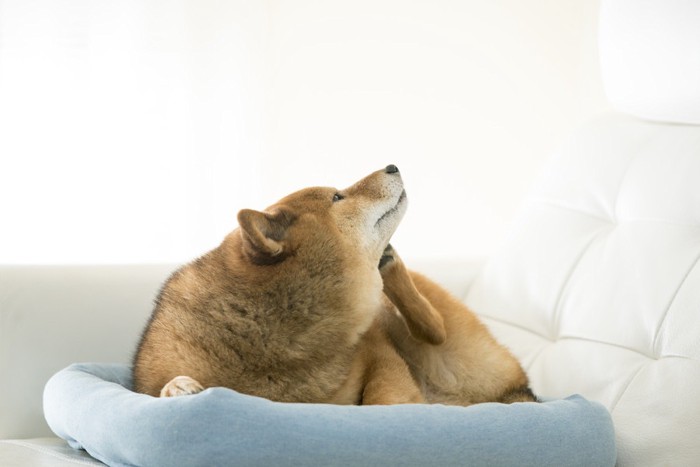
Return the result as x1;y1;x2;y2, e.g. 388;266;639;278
378;246;534;405
132;166;534;406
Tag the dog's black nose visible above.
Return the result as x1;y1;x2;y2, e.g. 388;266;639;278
385;164;399;174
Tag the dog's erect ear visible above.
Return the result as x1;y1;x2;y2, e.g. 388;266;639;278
237;208;294;264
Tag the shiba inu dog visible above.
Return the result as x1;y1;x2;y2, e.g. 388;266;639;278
132;165;535;406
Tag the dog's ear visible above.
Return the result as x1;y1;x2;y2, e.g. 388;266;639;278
237;208;294;264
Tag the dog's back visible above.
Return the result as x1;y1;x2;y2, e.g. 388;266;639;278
134;237;372;402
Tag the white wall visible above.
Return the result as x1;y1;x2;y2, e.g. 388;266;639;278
0;0;268;263
263;0;610;261
0;0;610;264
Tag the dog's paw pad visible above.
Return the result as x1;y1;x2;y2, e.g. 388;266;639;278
160;376;205;397
378;244;395;270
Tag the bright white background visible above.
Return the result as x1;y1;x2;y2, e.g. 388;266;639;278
0;0;610;264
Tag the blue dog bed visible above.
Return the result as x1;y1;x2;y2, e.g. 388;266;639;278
44;363;616;467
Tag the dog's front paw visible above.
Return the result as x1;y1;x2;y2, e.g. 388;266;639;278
378;244;395;270
160;376;205;397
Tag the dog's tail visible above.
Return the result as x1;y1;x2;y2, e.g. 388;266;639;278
498;384;539;404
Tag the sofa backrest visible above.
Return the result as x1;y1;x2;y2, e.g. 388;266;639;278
0;265;174;438
0;260;475;440
464;3;700;464
465;113;700;466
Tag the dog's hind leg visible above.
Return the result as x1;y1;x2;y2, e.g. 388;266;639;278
359;324;424;405
379;244;446;346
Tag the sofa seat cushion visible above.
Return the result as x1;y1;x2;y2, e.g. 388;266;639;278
0;437;104;466
44;363;615;467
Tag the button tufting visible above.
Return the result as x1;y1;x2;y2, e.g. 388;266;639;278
466;113;700;466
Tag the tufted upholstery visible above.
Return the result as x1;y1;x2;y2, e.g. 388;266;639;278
465;113;700;466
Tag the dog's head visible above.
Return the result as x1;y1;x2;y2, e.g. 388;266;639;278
236;165;407;268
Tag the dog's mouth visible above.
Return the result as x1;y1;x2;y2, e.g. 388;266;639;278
375;190;407;227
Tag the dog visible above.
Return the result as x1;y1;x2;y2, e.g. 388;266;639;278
132;165;535;405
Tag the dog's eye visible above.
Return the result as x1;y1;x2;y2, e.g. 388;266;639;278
332;193;344;202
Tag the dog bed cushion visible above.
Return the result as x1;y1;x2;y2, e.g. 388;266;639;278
44;363;616;467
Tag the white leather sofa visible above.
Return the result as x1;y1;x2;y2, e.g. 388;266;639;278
0;265;176;466
2;0;700;465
